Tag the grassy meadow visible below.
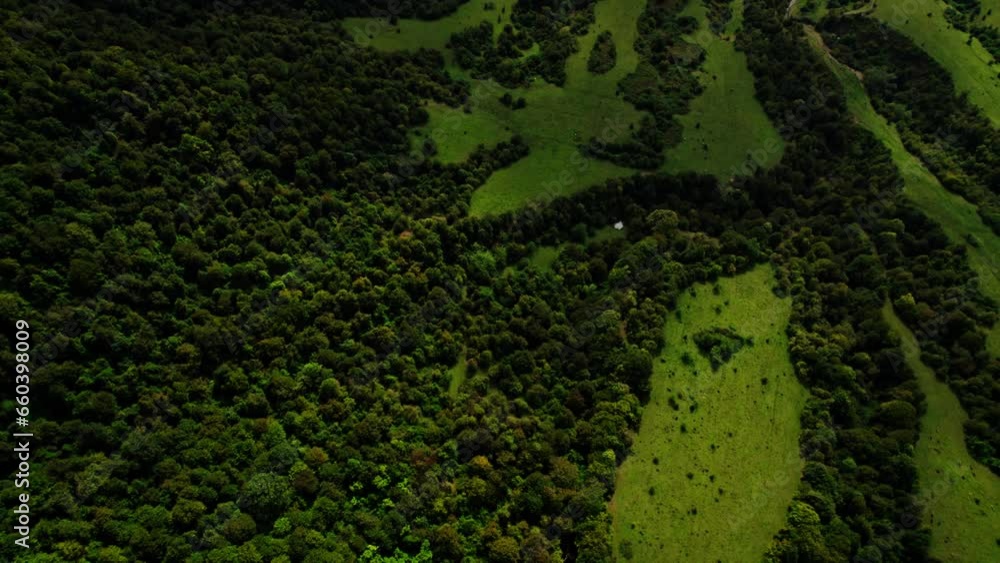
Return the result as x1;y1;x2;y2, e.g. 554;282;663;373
611;265;807;562
986;4;1000;29
342;0;516;56
447;350;467;398
346;0;783;216
662;0;783;178
883;304;1000;563
462;0;652;216
527;245;561;272
347;0;650;216
795;0;832;21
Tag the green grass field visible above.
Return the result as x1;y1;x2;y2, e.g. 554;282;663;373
462;0;654;216
805;25;1000;356
795;0;831;21
527;245;561;272
870;0;1000;126
662;0;783;178
727;0;746;31
883;304;1000;563
342;0;516;57
347;0;649;216
347;0;782;216
985;3;1000;28
611;264;807;562
447;351;467;398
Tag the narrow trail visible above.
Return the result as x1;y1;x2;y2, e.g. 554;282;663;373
845;0;877;15
803;24;864;80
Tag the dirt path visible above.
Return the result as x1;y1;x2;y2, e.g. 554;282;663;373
803;24;864;80
786;0;797;19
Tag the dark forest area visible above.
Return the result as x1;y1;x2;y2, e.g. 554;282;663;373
0;0;997;561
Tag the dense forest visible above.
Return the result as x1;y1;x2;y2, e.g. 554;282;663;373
0;0;997;562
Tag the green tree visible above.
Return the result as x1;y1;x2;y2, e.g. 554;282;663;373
238;473;293;521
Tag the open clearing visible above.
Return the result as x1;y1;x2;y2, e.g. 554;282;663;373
805;25;1000;355
347;0;781;216
869;0;1000;126
347;0;648;216
611;264;807;562
883;304;1000;563
342;0;516;60
663;0;783;178
447;350;467;398
794;0;833;21
987;4;1000;29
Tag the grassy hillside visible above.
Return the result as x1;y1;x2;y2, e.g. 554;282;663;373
804;25;1000;356
343;0;516;58
346;0;784;215
870;0;1000;126
987;3;1000;28
662;0;783;178
611;265;807;562
728;0;746;30
348;0;651;216
462;0;653;216
883;304;1000;563
447;350;467;398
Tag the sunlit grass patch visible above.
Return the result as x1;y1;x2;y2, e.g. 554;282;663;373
612;264;807;562
661;0;783;179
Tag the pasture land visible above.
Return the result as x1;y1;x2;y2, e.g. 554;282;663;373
611;265;807;562
347;0;650;216
662;0;783;178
